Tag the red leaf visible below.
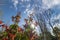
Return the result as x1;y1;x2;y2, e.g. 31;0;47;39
2;38;8;40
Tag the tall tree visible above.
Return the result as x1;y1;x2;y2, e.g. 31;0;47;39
31;8;54;40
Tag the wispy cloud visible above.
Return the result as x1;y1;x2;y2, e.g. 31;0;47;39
24;8;35;17
21;0;30;2
51;13;60;21
12;0;18;10
53;14;60;20
50;13;60;26
42;0;60;9
12;0;31;10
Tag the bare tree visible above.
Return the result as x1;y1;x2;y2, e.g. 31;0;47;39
31;7;54;40
43;9;54;29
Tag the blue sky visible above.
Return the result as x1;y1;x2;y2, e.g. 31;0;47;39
0;0;60;30
0;0;42;26
0;0;28;26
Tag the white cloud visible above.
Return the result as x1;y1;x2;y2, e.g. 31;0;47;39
42;0;60;9
12;0;31;10
24;8;35;17
51;14;60;20
27;4;30;8
21;0;30;2
12;0;18;10
53;23;60;29
50;13;60;27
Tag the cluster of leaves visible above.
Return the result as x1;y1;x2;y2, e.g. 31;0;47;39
0;23;31;40
0;13;39;40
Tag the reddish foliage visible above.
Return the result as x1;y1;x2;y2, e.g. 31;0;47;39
18;27;23;32
2;38;8;40
31;34;39;40
6;27;9;32
0;20;3;24
8;33;16;40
